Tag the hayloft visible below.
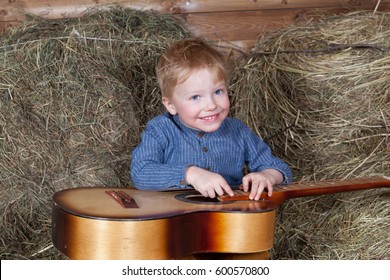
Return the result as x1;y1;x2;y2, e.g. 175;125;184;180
0;2;389;260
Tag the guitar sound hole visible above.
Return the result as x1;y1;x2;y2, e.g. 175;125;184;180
186;195;220;203
175;192;232;205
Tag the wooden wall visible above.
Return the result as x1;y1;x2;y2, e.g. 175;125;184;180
1;0;390;52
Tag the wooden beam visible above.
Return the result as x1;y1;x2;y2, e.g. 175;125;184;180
1;0;390;22
1;0;390;53
181;4;390;53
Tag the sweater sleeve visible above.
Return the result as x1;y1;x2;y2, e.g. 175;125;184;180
242;124;293;184
130;120;189;190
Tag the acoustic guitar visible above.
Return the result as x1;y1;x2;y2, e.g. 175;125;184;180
51;176;390;260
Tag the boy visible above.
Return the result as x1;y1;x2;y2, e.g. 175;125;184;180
131;38;292;200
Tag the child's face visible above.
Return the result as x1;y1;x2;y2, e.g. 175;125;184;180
162;67;230;132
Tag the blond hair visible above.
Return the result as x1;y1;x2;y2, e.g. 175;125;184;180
156;38;228;98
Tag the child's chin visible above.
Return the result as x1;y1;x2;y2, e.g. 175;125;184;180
186;118;224;132
199;124;222;133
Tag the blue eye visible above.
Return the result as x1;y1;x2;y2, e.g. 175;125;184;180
190;95;200;101
215;89;224;95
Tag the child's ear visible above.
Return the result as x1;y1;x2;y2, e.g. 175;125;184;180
162;97;177;115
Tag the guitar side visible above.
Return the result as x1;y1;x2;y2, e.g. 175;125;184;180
52;188;276;260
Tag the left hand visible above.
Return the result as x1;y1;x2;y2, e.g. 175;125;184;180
242;169;283;200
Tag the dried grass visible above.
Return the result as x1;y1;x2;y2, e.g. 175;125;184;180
230;11;389;181
230;11;389;259
1;7;388;260
232;13;390;179
0;6;189;259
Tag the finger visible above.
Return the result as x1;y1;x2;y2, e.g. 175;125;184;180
249;180;260;200
267;184;273;197
207;189;216;198
221;182;234;197
254;181;266;201
261;179;273;197
199;189;209;197
241;176;250;192
248;177;262;200
214;185;225;197
196;185;213;198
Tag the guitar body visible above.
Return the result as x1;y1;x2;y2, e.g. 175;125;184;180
52;188;276;260
52;176;390;260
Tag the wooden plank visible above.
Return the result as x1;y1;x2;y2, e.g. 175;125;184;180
1;0;390;53
2;0;390;22
118;0;390;14
183;9;304;43
182;4;390;53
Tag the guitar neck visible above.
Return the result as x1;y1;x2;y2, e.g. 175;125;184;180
271;176;390;205
220;176;390;205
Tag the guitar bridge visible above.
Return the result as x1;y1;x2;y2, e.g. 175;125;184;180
105;190;139;208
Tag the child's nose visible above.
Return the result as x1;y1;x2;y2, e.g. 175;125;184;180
205;96;217;110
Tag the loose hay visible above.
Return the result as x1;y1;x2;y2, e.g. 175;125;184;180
0;6;189;259
273;189;390;259
230;11;389;259
1;6;389;260
231;11;390;181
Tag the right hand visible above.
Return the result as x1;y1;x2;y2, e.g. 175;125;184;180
185;166;234;198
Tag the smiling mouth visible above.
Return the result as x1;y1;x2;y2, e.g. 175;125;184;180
200;114;219;121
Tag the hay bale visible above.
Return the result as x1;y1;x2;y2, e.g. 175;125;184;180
0;6;189;259
230;11;389;259
231;11;389;180
272;189;390;259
